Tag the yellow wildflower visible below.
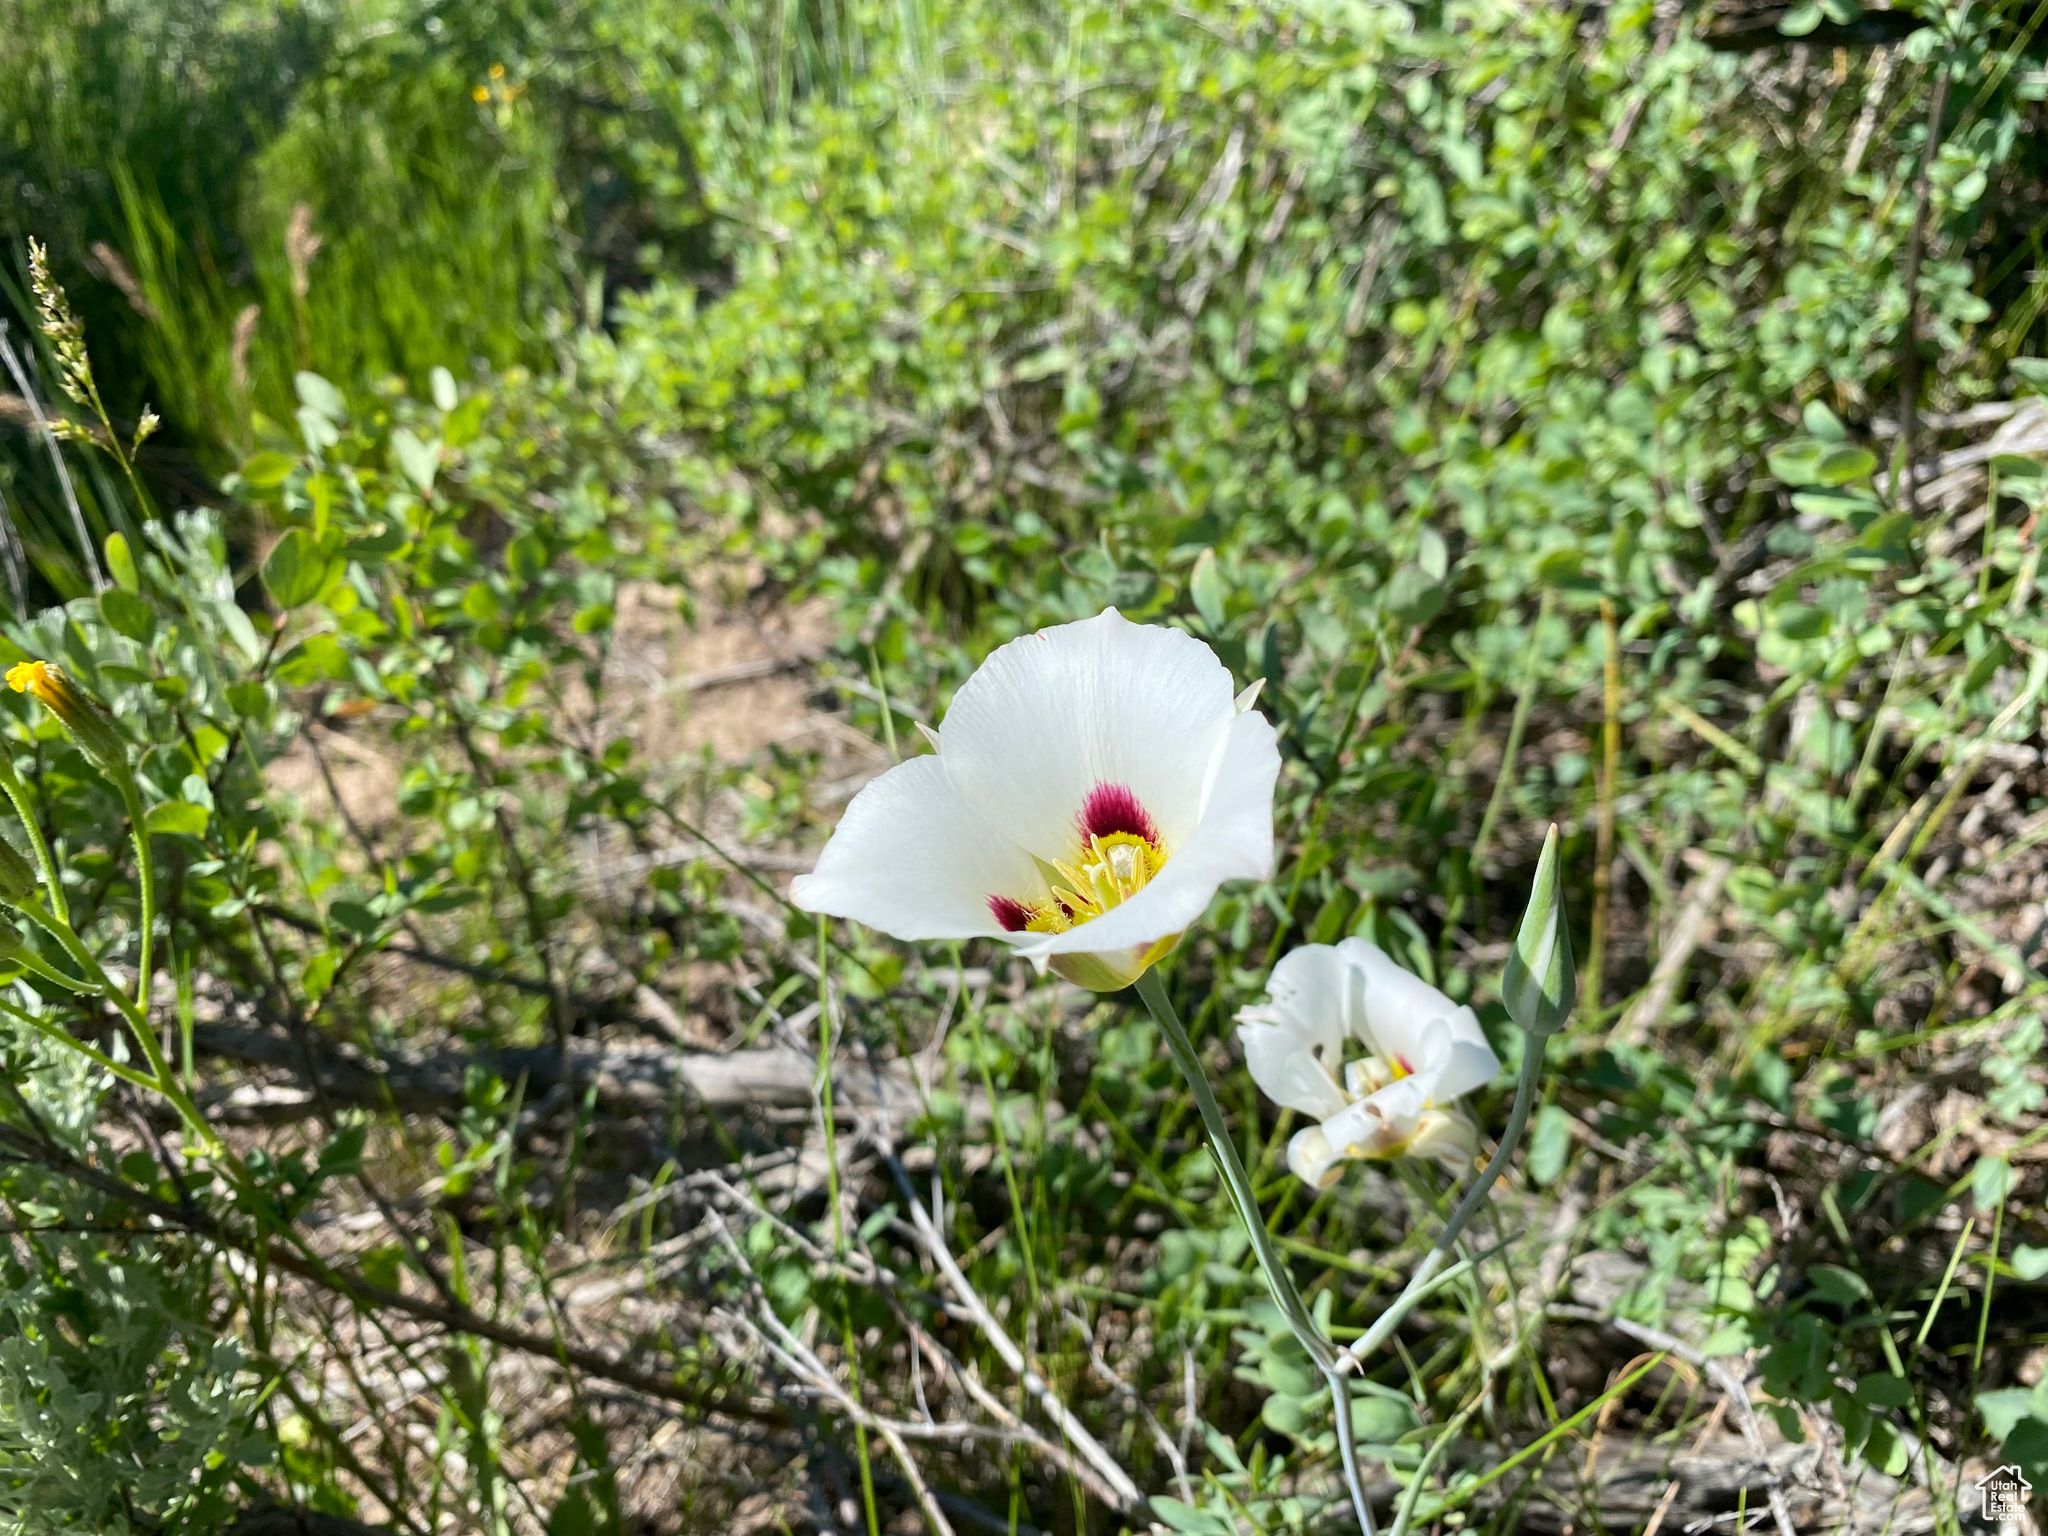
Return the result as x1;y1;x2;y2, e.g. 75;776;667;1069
7;660;128;772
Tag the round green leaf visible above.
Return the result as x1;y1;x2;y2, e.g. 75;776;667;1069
1856;1373;1913;1409
1190;548;1227;630
1773;602;1828;640
1148;1498;1235;1536
1349;1390;1417;1444
99;588;155;644
103;532;139;592
1801;400;1848;442
1258;1350;1318;1400
1815;444;1877;486
1766;440;1826;486
329;900;380;937
294;370;345;422
390;428;440;494
1385;563;1446;626
1973;1154;2014;1212
263;528;329;609
1261;1392;1312;1436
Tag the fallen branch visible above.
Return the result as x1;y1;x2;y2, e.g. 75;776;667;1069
194;1023;932;1128
1550;1305;1806;1536
224;1511;392;1536
1454;1428;1931;1536
697;1169;1125;1502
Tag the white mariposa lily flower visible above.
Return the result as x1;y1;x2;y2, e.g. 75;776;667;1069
788;607;1280;991
1236;938;1501;1188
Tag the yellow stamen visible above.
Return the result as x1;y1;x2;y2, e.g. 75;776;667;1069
1015;831;1164;935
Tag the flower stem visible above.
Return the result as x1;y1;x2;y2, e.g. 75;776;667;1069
0;758;66;924
815;921;882;1536
1325;1361;1378;1535
1344;1035;1545;1367
1135;968;1375;1536
115;770;154;1011
1586;595;1621;1012
12;897;212;1146
0;991;159;1094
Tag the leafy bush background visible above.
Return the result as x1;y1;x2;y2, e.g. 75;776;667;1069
0;0;2045;1530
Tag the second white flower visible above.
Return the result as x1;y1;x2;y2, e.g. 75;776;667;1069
1237;938;1501;1188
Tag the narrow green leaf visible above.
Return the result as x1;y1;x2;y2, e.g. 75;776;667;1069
103;533;139;592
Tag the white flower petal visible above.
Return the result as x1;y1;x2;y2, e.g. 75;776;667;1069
1010;709;1277;959
1423;1011;1501;1102
937;608;1239;856
1286;1124;1345;1189
1405;1109;1481;1169
1342;938;1466;1071
788;755;1046;940
1396;1014;1500;1106
1238;1013;1351;1121
1237;943;1356;1119
1266;941;1368;1042
1324;1073;1431;1154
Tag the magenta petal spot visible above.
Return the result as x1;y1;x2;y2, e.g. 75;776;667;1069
1078;781;1159;844
988;895;1031;932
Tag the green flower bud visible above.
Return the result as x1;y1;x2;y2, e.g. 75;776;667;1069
1501;823;1577;1037
0;835;38;905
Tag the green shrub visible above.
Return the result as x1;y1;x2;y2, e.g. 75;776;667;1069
2;0;2046;1523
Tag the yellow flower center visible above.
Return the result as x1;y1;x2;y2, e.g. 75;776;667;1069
1342;1053;1414;1098
1019;831;1165;935
985;783;1170;945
